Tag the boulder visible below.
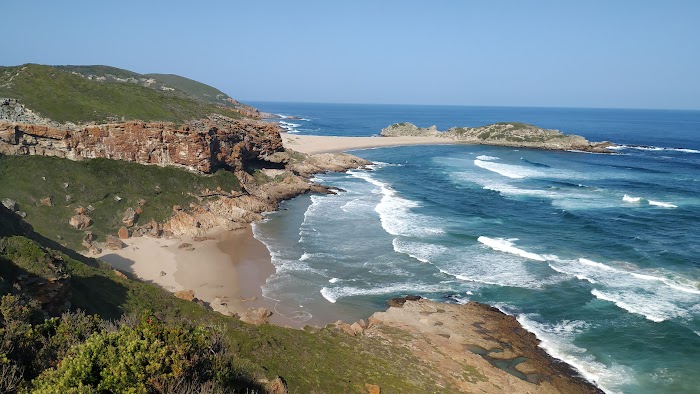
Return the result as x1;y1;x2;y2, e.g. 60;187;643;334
365;383;381;394
241;307;273;325
117;226;130;239
122;207;138;227
69;214;92;229
113;270;128;280
267;376;288;394
174;289;196;302
82;231;96;248
74;206;86;215
2;198;17;211
105;235;126;250
39;196;52;206
387;295;422;308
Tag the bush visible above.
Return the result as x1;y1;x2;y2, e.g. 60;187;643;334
30;313;249;393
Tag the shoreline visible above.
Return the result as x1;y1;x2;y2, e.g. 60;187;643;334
95;226;303;326
282;133;455;154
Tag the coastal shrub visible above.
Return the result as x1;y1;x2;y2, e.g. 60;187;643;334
30;313;251;393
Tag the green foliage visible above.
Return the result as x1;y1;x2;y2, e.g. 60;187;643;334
30;313;243;393
0;155;240;249
144;73;237;108
0;64;238;123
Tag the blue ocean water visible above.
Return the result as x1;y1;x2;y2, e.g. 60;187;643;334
249;102;700;394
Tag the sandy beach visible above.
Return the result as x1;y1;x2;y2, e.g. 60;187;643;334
95;226;308;327
282;133;454;154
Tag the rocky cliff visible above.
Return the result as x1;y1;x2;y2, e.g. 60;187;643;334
0;105;283;173
381;122;615;153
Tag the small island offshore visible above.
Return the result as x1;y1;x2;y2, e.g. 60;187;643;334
0;64;605;392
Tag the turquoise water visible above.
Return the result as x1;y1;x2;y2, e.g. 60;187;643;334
250;102;700;393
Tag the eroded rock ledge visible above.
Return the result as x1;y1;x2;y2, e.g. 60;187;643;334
381;122;615;153
353;297;603;393
0;114;284;173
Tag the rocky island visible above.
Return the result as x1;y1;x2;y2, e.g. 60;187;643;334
381;121;616;153
0;63;603;393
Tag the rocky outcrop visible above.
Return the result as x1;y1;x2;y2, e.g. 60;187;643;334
0;114;284;173
365;298;603;394
380;122;615;153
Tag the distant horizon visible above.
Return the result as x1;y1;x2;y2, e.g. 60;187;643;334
245;99;700;112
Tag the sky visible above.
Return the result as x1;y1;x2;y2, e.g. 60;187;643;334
2;1;699;110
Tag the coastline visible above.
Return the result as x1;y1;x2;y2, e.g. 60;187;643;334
282;133;454;154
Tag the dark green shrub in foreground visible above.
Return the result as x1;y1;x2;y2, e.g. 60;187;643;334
30;313;248;393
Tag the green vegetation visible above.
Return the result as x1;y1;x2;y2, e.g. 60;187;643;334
0;155;241;250
0;64;238;123
145;73;237;108
494;122;533;130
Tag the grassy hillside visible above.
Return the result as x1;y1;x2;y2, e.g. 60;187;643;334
0;64;238;123
146;73;236;107
0;155;241;250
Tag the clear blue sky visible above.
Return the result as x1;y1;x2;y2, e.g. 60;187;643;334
2;1;699;109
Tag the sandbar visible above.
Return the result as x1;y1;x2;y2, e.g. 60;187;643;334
282;133;454;154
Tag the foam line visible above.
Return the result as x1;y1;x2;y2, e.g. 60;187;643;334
477;236;546;261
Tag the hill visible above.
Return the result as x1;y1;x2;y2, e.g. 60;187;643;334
0;64;243;124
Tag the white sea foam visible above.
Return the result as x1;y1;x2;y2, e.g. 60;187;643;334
474;159;543;179
349;170;443;237
610;145;700;154
621;194;678;208
392;238;448;263
648;200;678;208
475;155;499;161
320;283;450;304
590;289;676;322
477;236;546;261
547;256;699;322
517;314;633;393
436;247;564;289
328;277;340;283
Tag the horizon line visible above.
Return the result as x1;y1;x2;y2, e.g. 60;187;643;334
242;100;700;113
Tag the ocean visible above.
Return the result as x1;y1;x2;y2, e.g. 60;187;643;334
248;102;700;394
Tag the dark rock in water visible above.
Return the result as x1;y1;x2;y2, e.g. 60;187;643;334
387;295;422;308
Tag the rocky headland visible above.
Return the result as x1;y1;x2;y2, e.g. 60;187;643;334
381;122;615;153
350;297;603;393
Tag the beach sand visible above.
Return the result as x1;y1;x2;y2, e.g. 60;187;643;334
95;226;308;327
282;133;453;154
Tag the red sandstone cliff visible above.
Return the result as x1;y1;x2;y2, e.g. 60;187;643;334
0;114;283;173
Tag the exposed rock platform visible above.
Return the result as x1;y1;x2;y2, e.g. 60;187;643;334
363;297;603;393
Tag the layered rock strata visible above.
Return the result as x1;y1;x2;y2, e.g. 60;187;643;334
381;122;615;153
0;114;283;173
